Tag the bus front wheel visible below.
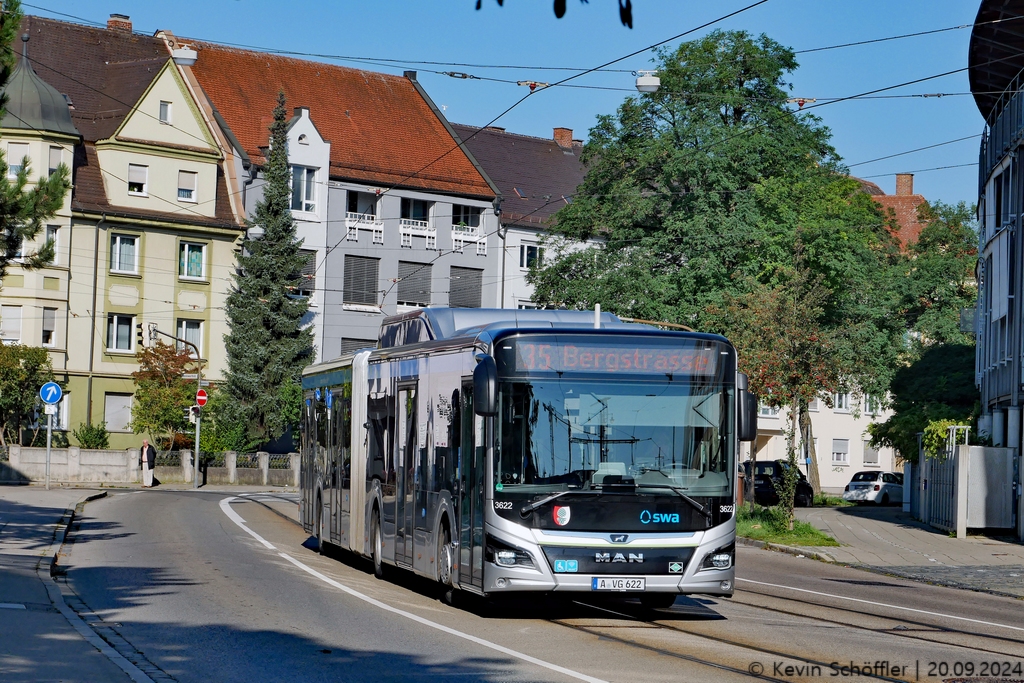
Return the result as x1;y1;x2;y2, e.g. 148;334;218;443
371;512;385;579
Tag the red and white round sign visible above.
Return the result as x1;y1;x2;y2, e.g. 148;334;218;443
196;389;208;407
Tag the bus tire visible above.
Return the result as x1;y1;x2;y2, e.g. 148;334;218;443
371;511;385;580
316;495;326;555
437;522;454;588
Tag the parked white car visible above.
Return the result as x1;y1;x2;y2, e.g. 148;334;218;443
842;471;903;505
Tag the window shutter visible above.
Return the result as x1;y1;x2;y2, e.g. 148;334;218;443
343;255;379;305
103;394;133;432
863;441;879;465
49;146;62;174
178;170;195;190
42;307;56;332
832;439;849;454
397;261;431;306
340;338;376;355
449;267;482;308
7;142;28;171
1;305;21;340
128;164;147;184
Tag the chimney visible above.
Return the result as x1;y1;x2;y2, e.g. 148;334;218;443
107;14;132;32
553;127;573;148
895;173;914;196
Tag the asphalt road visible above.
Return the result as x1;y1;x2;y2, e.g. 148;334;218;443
58;489;1024;683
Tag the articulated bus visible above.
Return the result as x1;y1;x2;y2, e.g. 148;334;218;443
300;308;757;606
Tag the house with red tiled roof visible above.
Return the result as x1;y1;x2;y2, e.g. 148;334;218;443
856;173;928;249
450;124;596;308
0;14;242;451
163;36;501;358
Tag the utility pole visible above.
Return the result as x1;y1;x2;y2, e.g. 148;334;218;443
147;323;204;489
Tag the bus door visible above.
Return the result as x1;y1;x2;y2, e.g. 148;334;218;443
458;382;485;589
395;383;417;566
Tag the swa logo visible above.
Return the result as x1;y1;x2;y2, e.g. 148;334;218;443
639;510;679;524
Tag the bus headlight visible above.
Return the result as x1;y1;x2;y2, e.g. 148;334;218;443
700;543;734;571
485;536;534;568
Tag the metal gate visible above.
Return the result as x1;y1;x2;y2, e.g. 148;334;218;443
923;453;957;533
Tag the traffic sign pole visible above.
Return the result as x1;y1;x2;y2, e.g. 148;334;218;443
39;383;62;491
45;409;53;491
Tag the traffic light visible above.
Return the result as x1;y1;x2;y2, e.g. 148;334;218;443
136;322;144;348
187;405;200;424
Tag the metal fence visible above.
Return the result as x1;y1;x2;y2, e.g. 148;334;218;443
236;453;260;469
268;453;291;470
926;451;957;533
201;452;226;467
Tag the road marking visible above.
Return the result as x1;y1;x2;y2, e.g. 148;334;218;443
219;497;607;683
0;603;26;609
738;578;1024;632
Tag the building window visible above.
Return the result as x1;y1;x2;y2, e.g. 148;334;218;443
807;397;819;412
865;394;881;416
13;237;24;261
452;204;481;228
179;242;206;279
343;255;379;306
7;142;28;178
104;393;134;433
54;393;70;431
449;266;482;308
110;234;138;274
759;404;780;418
520;244;545;269
177;170;197;202
48;146;63;178
45;225;58;264
176;319;202;358
290;166;316;212
159;100;172;124
397;261;431;307
297;249;316;297
127;164;148;196
833;392;850;413
863;440;879;466
400;197;431;222
340;338;376;355
1;305;22;344
42;307;56;347
831;438;849;465
347;190;376;217
106;313;134;352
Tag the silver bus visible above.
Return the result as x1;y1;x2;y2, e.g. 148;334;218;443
300;308;757;606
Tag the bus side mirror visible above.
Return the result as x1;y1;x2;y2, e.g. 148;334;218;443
738;390;758;442
473;354;498;416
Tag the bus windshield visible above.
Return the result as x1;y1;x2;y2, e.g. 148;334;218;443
495;377;734;498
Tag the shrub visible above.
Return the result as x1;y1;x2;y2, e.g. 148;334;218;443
73;422;109;449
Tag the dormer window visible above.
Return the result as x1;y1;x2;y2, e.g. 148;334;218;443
159;101;172;124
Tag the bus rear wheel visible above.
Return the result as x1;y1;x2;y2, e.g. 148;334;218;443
316;497;326;554
437;525;454;587
371;512;385;579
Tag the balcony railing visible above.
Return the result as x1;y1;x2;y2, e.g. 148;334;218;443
451;223;485;254
399;218;436;248
345;211;383;241
979;70;1024;189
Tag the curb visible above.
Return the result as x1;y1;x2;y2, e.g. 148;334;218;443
50;491;107;578
736;535;837;563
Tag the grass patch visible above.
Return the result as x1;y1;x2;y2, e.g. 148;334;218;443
737;504;839;547
813;493;853;507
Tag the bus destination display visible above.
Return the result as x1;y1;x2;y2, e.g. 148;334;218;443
513;340;718;376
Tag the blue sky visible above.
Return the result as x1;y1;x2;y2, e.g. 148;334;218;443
36;0;984;205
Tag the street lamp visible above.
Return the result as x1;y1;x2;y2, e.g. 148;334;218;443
635;70;660;93
246;225;265;241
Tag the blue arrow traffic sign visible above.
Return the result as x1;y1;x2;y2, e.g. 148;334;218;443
40;382;62;405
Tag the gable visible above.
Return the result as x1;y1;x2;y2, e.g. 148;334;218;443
113;60;218;154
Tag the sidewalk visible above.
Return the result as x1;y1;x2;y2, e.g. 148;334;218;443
794;505;1024;598
0;483;298;682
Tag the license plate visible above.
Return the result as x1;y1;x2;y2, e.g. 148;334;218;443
592;577;646;591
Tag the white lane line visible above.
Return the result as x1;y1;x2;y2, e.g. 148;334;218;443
738;578;1024;632
0;603;26;609
219;497;606;683
218;497;276;550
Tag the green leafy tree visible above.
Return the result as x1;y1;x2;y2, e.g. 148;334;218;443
901;201;978;350
72;422;109;449
223;92;314;447
531;30;905;500
131;342;195;448
0;344;56;447
0;1;70;279
868;344;977;463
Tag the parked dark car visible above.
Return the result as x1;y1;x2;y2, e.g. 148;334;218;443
742;460;814;507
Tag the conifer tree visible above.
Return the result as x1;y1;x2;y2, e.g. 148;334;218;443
223;92;314;448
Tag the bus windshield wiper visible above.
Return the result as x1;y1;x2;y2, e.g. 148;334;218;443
519;490;576;517
639;484;713;524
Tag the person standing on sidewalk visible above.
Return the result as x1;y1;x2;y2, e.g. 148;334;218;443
140;439;156;488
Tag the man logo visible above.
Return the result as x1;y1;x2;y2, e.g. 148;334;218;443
553;505;571;526
610;534;629;543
